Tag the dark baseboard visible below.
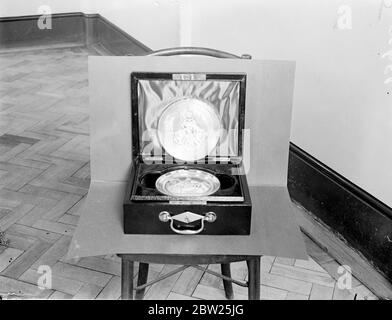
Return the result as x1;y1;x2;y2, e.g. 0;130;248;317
2;11;391;287
288;143;392;282
0;12;151;55
0;12;86;49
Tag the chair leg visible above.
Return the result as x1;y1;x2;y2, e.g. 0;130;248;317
246;257;260;300
121;259;134;300
221;263;234;300
135;263;149;300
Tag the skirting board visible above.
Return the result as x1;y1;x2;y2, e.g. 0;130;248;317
288;143;392;287
1;11;391;297
292;201;392;299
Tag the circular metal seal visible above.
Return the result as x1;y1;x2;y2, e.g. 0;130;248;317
157;97;221;162
155;169;220;197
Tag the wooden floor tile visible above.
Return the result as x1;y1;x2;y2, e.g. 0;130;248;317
294;257;329;273
51;262;112;287
193;284;247;300
19;268;84;295
71;256;121;276
286;292;309;300
31;235;71;269
167;292;199;300
261;271;312;295
309;283;334;300
49;291;73;300
0;275;52;299
144;265;184;300
171;266;204;296
96;276;121;300
270;263;335;288
260;285;288;300
0;247;23;272
72;283;103;300
1;240;52;278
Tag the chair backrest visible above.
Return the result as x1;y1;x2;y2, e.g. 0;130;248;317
145;46;251;60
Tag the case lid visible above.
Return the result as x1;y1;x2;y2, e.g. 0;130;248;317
131;72;246;163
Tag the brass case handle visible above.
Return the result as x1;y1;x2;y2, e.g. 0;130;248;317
158;211;217;235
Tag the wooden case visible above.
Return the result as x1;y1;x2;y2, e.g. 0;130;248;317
123;71;252;235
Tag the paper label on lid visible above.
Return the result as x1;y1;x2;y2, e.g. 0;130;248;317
172;73;206;81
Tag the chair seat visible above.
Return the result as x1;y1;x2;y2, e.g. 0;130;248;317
118;254;257;265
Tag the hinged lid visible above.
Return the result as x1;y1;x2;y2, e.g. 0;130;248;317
131;72;246;163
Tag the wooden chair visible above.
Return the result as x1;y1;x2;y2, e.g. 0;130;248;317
119;254;261;300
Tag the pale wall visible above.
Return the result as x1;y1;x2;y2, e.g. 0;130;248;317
0;0;82;16
84;0;180;49
189;0;392;207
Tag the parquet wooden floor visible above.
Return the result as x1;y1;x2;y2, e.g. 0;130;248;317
0;47;378;300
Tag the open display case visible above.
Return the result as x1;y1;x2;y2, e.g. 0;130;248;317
124;69;252;235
